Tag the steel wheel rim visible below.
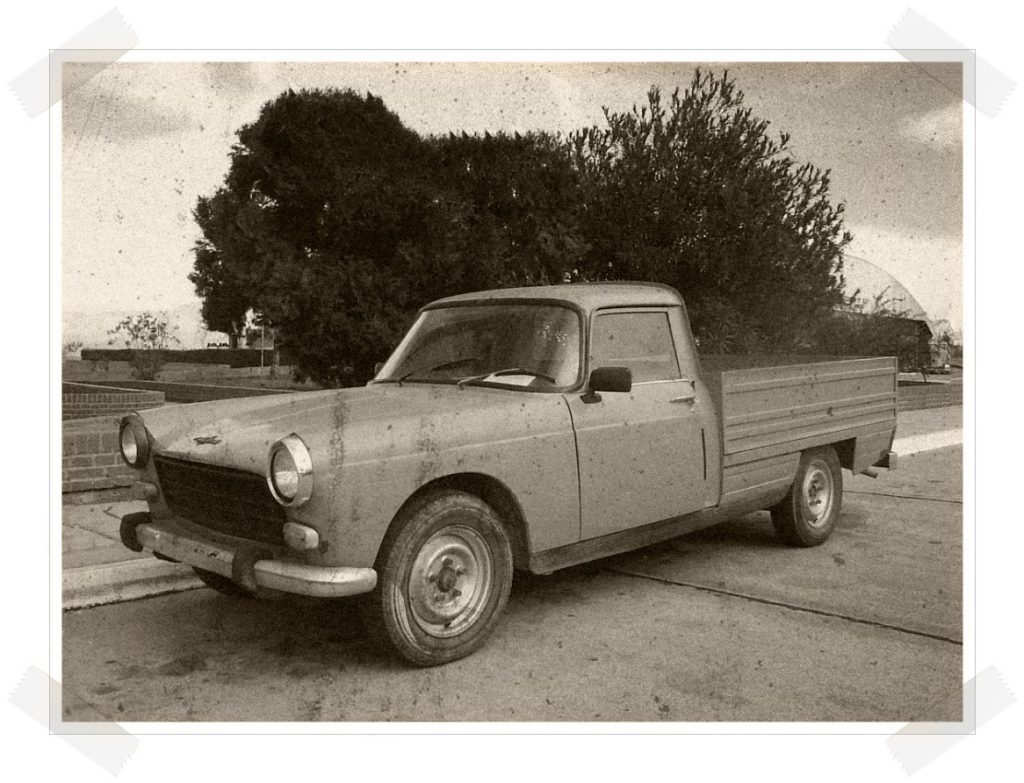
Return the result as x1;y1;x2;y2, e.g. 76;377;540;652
801;463;834;528
407;525;493;638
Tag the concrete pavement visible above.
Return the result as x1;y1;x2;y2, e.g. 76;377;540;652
60;405;964;610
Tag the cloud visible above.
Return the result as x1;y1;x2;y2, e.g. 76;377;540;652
203;62;258;97
899;102;962;147
65;90;192;145
63;64;196;145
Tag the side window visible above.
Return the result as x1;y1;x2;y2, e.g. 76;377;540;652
591;311;681;382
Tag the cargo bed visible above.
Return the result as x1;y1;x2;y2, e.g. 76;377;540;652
700;355;898;506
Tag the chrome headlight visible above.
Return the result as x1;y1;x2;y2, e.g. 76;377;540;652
119;414;150;468
267;434;313;507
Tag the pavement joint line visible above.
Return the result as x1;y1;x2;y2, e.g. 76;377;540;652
606;567;963;646
63;522;122;543
845;490;963;505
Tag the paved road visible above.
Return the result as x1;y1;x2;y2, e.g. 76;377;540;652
62;445;962;723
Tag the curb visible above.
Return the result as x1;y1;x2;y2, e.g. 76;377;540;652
892;429;963;457
63;558;203;610
62;486;137;506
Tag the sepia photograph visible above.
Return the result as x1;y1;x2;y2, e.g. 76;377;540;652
59;58;964;724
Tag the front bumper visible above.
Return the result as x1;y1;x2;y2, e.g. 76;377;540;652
121;513;377;598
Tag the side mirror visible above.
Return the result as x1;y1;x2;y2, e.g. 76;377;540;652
583;366;631;403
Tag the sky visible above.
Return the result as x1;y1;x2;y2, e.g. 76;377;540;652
61;60;963;345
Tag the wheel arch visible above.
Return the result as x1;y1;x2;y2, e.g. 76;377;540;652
830;437;856;472
381;472;532;570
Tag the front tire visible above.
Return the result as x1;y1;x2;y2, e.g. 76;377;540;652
361;490;514;666
771;446;843;547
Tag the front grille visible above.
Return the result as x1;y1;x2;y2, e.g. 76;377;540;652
154;456;286;545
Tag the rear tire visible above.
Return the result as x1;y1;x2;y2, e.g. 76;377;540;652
360;489;514;667
771;447;843;547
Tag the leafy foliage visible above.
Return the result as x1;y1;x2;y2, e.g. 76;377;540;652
191;195;251;348
107;312;180;379
569;70;851;352
428;131;586;290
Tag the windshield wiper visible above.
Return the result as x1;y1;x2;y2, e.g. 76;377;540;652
387;357;481;385
457;368;557;389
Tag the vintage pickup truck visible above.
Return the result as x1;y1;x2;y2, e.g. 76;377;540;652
118;283;897;665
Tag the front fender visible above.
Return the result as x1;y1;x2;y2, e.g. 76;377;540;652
287;391;580;567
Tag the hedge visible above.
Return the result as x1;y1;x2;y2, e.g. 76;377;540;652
80;348;295;368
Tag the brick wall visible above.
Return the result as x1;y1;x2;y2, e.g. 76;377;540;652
62;416;137;493
77;379;286;404
62;383;165;420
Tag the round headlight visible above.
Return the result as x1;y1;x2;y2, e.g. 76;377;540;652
271;448;299;500
120;425;138;464
267;434;313;507
119;415;150;468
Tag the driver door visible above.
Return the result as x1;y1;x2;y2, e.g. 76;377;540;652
567;308;710;540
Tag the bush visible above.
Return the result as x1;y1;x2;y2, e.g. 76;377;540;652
107;313;180;380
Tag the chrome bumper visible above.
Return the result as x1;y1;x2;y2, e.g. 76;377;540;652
130;516;377;599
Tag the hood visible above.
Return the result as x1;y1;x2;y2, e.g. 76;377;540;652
137;382;562;475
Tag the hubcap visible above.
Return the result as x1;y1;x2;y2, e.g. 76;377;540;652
801;464;834;528
407;526;492;638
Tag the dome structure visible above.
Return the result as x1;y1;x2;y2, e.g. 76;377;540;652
840;255;930;324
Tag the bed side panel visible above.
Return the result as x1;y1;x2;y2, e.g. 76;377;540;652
718;356;898;468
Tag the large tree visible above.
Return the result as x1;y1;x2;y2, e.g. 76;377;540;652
190;88;441;384
191;88;585;385
569;70;851;352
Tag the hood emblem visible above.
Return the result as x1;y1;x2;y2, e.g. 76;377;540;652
193;435;221;445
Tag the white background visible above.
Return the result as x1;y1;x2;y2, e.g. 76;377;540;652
2;1;1017;781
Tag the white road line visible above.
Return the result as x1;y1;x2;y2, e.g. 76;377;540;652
892;429;963;456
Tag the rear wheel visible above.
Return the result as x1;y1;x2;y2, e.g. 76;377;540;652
360;489;514;666
771;446;843;547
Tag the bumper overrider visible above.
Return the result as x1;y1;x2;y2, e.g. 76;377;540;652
120;512;377;599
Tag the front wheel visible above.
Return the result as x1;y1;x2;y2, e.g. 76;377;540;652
360;490;514;666
771;446;843;547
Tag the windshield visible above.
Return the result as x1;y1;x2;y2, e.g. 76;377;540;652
375;303;582;390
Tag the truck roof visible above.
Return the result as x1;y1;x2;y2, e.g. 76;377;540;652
424;282;684;313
